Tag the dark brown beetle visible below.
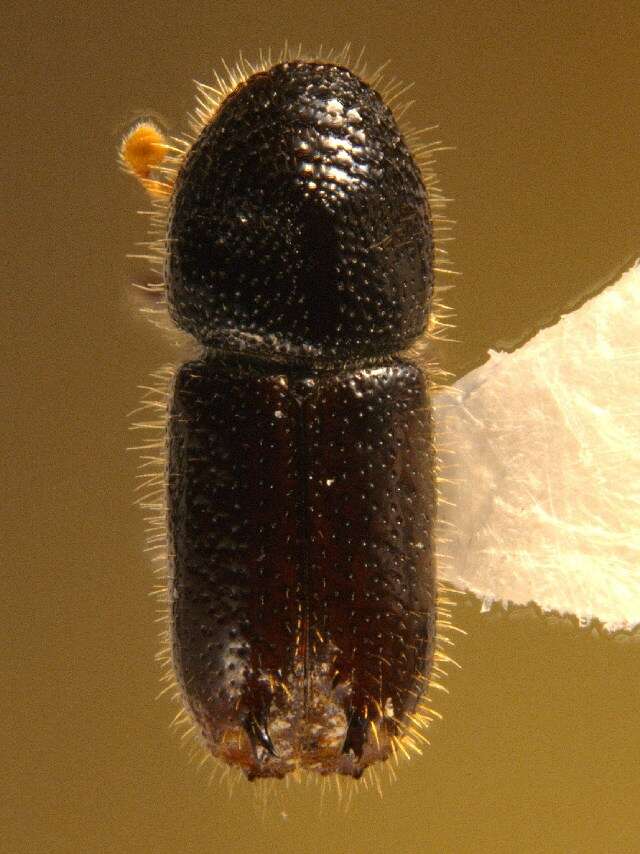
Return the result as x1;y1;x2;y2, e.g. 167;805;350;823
122;50;456;781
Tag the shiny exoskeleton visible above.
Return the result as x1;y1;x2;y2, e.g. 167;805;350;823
166;61;436;779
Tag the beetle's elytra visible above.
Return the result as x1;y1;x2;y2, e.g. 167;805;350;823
169;357;435;778
122;51;452;781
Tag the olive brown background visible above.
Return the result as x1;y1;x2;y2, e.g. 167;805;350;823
3;2;640;852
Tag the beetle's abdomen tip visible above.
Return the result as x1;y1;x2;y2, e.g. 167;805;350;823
195;677;406;781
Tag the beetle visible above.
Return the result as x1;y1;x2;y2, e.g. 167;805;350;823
120;47;640;784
